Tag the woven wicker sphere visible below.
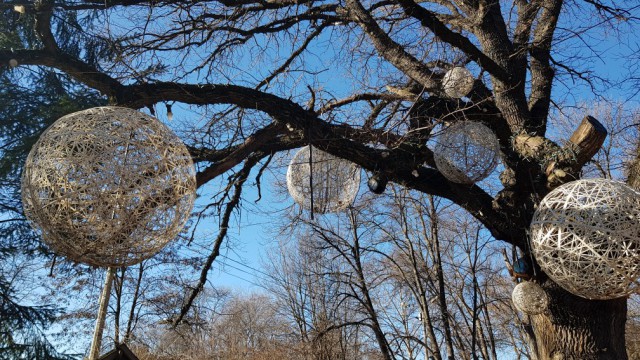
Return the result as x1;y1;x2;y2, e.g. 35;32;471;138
530;179;640;300
512;281;549;315
433;122;501;184
21;107;196;267
286;146;360;214
442;67;474;98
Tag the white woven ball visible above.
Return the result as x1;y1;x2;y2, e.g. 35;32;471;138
286;146;360;214
530;178;640;300
21;107;196;267
433;122;501;184
512;282;549;315
442;67;474;98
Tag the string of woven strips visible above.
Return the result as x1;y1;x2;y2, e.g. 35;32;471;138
530;178;640;300
21;107;196;267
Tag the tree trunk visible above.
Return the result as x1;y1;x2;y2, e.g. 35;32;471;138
529;281;627;360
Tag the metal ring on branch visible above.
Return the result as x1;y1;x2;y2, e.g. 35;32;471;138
21;106;196;267
286;146;360;214
433;121;501;184
530;178;640;300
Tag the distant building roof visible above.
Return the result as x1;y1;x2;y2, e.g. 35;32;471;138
97;343;139;360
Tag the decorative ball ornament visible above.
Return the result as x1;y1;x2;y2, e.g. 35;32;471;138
433;122;501;184
286;146;360;214
530;179;640;300
9;59;18;68
442;67;474;98
21;106;196;267
512;282;549;315
367;173;388;194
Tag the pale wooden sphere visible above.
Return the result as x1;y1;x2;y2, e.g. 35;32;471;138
512;281;549;315
433;122;501;184
286;146;360;214
530;178;640;300
442;67;474;98
21;107;196;267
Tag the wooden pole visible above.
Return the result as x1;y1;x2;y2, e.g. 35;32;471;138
88;267;116;360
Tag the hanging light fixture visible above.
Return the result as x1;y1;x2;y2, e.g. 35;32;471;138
166;103;173;121
367;173;388;194
286;146;360;214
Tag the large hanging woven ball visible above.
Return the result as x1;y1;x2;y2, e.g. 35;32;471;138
21;107;197;267
530;178;640;300
433;122;501;184
286;146;360;214
512;281;548;315
442;67;474;98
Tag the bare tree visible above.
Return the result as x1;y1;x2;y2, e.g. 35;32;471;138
368;188;527;360
130;291;298;360
265;224;384;360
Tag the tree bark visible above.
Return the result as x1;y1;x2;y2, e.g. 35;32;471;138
529;281;627;360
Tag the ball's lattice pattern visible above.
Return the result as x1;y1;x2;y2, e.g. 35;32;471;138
21;107;196;267
442;67;474;98
433;122;501;184
286;146;360;214
530;179;640;300
512;281;549;315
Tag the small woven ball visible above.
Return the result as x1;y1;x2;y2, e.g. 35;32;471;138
433;122;501;184
286;146;360;213
512;281;549;315
442;67;474;98
530;178;640;300
21;107;196;267
367;173;388;195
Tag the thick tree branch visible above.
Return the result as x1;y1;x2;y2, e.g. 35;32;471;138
344;0;440;90
194;122;286;186
473;0;532;132
2;24;521;248
33;1;59;53
544;116;607;187
513;116;607;189
528;0;564;134
394;0;510;82
513;1;541;49
0;49;123;96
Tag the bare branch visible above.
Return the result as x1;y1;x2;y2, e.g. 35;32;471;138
394;0;510;82
172;154;260;326
344;0;440;90
528;0;564;134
